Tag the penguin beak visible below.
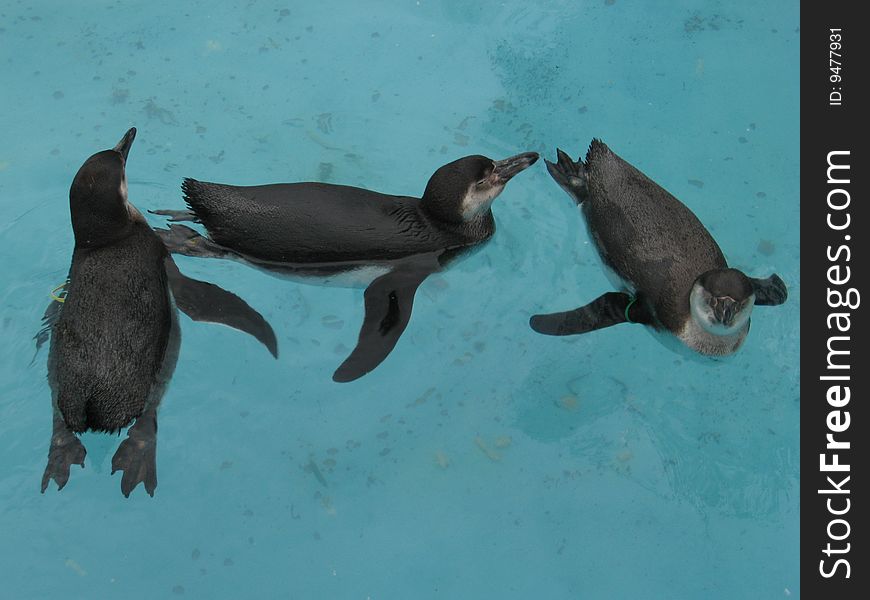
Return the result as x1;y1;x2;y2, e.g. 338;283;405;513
113;127;137;161
491;152;539;184
712;296;738;327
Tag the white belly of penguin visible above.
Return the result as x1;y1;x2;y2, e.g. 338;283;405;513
247;260;393;289
583;220;637;293
675;318;748;357
317;265;393;288
599;258;635;293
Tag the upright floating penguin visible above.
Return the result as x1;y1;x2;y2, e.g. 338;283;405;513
41;128;278;497
154;150;538;382
530;140;787;355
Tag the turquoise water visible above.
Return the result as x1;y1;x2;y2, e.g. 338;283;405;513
0;1;799;598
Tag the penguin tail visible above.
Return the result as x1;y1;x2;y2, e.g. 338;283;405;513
544;147;588;204
586;138;611;161
180;177;213;214
181;177;238;218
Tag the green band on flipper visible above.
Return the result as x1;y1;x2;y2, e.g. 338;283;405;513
624;296;637;323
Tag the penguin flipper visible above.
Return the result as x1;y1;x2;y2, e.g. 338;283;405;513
41;413;86;493
332;257;437;383
750;274;788;306
155;224;229;259
111;408;157;497
149;208;199;223
530;292;646;336
544;148;588;204
34;301;61;354
164;257;279;358
33;286;66;360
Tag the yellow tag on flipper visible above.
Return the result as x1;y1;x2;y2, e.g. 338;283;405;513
50;281;68;303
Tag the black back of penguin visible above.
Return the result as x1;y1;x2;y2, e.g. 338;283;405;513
581;140;727;329
181;179;451;263
178;154;534;264
49;133;174;433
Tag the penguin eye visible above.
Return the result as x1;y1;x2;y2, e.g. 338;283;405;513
476;178;488;187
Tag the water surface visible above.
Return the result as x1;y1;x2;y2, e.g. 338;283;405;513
0;1;799;598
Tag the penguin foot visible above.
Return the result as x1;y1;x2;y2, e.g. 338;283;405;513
150;208;198;222
751;273;788;306
544;148;588;204
41;430;86;493
154;224;228;259
111;414;157;497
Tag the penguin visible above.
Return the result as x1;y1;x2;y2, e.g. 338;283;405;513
153;150;539;382
530;140;787;355
41;128;278;497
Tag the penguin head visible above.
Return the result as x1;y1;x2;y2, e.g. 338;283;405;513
69;127;138;247
421;152;538;223
690;268;755;335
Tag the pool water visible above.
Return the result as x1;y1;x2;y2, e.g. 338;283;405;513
0;1;799;598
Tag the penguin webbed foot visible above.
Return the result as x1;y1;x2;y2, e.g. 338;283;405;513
530;292;644;336
111;412;158;497
751;274;788;306
154;223;227;259
41;419;86;493
544;148;588;203
150;208;199;223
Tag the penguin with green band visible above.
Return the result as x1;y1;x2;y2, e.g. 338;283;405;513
530;140;787;356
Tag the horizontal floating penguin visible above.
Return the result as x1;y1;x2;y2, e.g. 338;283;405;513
154;150;538;382
41;128;277;497
530;140;787;355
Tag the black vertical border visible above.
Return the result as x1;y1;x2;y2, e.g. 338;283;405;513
801;3;866;597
